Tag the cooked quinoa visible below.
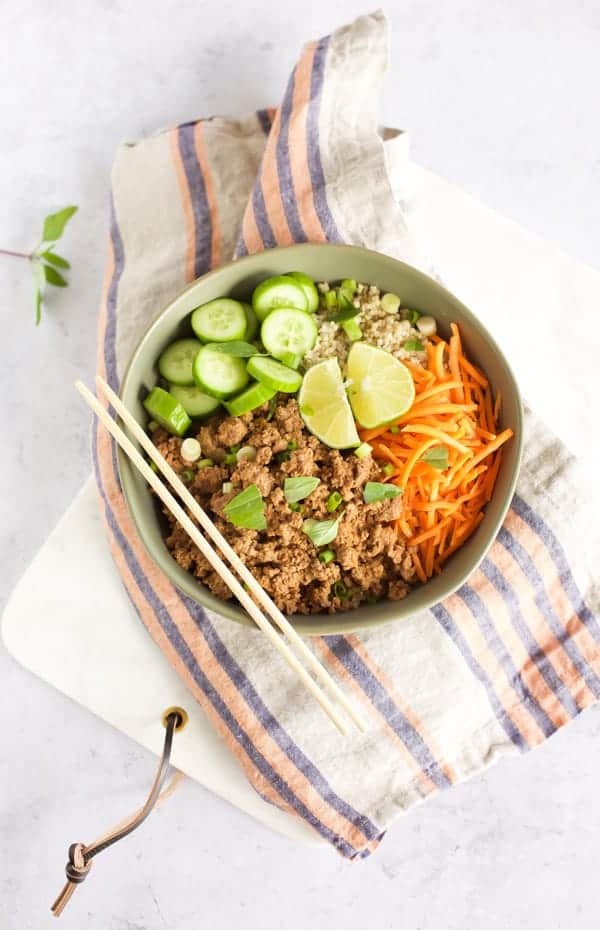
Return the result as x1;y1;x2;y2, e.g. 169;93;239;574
303;281;431;372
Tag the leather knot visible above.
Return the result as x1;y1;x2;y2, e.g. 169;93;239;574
65;844;92;884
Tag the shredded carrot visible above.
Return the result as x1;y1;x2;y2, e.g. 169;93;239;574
494;390;502;422
448;323;464;402
401;424;472;454
458;355;488;388
360;321;514;581
433;341;447;382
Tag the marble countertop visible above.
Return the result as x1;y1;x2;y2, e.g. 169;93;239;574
2;2;599;928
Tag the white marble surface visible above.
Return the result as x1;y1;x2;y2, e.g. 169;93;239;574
2;2;600;928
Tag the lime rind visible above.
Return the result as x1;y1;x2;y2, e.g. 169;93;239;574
346;342;415;429
298;358;360;449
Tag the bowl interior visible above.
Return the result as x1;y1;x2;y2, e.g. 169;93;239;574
119;244;523;635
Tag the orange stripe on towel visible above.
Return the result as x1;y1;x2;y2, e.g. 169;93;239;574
255;119;293;246
442;590;547;746
345;635;458;785
169;128;197;283
468;567;570;730
313;638;440;798
487;540;595;711
288;41;328;242
193;121;221;269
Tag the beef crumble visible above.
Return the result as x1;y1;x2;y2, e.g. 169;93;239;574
153;398;416;614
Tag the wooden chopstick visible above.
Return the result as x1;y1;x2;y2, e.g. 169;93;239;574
95;375;366;734
79;379;362;735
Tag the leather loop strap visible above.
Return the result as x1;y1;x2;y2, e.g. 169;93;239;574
51;711;182;917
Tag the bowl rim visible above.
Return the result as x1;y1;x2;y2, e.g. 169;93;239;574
118;242;524;635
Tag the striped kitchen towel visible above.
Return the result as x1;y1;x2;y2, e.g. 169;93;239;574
93;10;600;857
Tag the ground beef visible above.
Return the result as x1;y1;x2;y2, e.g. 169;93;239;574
154;397;415;614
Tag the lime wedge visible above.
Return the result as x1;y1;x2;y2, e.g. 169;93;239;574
298;359;360;449
346;342;415;429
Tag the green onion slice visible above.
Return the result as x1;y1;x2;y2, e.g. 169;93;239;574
326;490;343;512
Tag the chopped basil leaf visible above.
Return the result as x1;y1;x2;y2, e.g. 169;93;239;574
420;445;449;470
223;484;266;530
363;482;403;504
407;308;421;324
404;338;424;352
208;340;261;357
328;292;360;323
284;476;321;503
302;515;341;547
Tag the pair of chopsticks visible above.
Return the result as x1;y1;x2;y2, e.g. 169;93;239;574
78;376;365;736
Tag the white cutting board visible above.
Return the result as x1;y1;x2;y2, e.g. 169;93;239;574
3;161;598;845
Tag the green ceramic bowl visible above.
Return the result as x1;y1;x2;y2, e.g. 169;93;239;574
119;244;523;635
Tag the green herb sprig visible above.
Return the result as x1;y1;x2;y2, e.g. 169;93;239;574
420;446;449;471
0;206;78;325
284;476;320;503
302;515;341;547
223;484;266;530
363;482;403;504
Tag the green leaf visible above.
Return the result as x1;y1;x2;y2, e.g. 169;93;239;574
42;205;78;243
302;516;341;548
40;250;70;269
223;484;266;530
328;293;360;323
403;338;424;352
420;445;449;470
44;264;68;287
208;341;261;357
283;476;321;503
363;482;403;504
34;285;42;326
406;309;421;324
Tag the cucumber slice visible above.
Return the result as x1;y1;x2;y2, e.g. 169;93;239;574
242;302;259;341
191;298;247;343
143;387;191;436
287;271;319;313
247;355;303;393
224;381;276;416
158;338;202;386
252;275;308;322
260;308;318;367
169;383;221;419
192;345;249;399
